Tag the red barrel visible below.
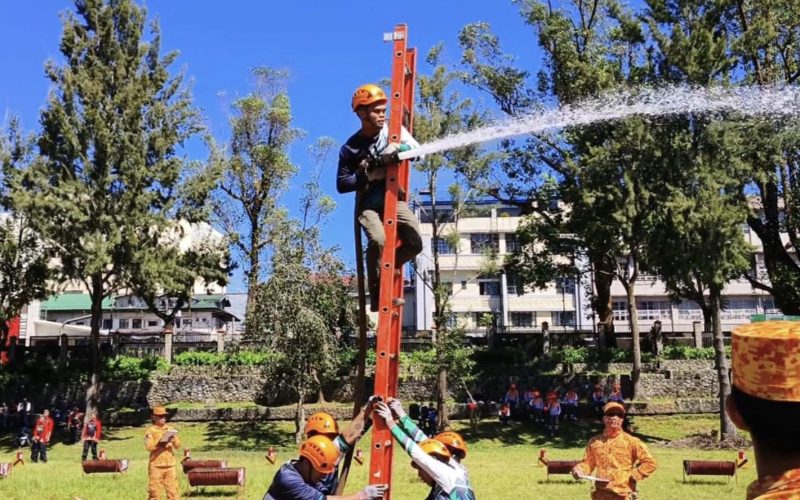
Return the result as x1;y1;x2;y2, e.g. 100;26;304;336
182;459;227;473
82;459;128;474
683;460;736;476
187;467;245;487
547;460;580;475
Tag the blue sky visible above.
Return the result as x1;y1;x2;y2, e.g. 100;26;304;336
0;0;550;291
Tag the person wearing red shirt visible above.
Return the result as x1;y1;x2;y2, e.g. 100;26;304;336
31;410;54;463
81;411;102;461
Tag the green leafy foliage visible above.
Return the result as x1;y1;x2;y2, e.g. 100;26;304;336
103;355;168;381
3;0;210;412
172;350;281;367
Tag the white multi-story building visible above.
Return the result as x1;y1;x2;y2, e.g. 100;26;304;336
411;200;585;335
14;221;236;346
409;199;781;335
610;223;782;333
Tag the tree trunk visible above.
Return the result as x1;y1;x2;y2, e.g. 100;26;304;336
592;255;615;346
625;281;642;400
700;304;712;334
429;176;449;431
245;229;261;338
436;363;448;431
294;395;306;444
85;275;104;418
313;369;326;403
710;291;735;439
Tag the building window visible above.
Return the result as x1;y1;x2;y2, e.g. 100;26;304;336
510;312;535;327
637;300;671;321
470;233;499;254
433;237;456;255
754;254;768;279
636;272;657;282
612;301;628;322
478;280;501;296
762;297;780;314
102;319;112;330
506;271;523;295
182;319;193;329
721;298;757;320
118;318;129;329
460;280;467;290
505;233;519;253
677;300;703;320
553;311;575;326
132;318;143;329
555;276;576;294
147;320;159;327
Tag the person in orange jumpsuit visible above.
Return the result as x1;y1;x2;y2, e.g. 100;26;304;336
144;406;181;500
572;402;656;499
725;322;800;499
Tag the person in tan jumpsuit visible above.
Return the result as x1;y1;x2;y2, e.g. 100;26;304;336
572;402;656;499
144;406;181;499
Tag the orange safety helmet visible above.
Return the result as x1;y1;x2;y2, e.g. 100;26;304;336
435;431;467;459
299;435;339;474
419;439;451;461
351;83;387;112
305;412;339;437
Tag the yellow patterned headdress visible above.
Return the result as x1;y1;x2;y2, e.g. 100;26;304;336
732;321;800;402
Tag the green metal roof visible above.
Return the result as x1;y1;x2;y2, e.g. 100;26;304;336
43;294;114;311
43;293;228;312
187;294;228;310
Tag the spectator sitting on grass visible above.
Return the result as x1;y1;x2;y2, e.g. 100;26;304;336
498;403;511;426
591;385;606;415
608;383;624;403
562;389;579;422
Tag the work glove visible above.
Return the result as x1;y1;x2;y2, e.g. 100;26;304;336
387;398;407;419
359;484;388;499
381;143;400;156
374;402;396;428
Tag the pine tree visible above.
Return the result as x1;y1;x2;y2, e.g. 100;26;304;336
7;0;203;414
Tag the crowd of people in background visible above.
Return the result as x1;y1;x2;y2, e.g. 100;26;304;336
0;397;102;463
485;381;627;435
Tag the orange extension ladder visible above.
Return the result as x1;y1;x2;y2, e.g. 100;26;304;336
368;23;416;498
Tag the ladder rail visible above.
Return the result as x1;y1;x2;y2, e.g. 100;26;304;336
368;23;415;498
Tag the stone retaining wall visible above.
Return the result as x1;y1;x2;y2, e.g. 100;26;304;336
15;360;724;417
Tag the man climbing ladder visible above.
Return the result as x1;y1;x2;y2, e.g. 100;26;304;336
336;83;423;312
335;24;420;500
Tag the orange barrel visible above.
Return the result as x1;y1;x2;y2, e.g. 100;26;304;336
82;459;129;474
683;460;736;476
187;467;245;487
547;460;580;475
182;459;227;474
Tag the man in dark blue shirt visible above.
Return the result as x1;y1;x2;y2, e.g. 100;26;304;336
337;83;423;312
264;435;387;500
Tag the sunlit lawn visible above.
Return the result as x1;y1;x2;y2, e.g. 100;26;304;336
0;414;755;499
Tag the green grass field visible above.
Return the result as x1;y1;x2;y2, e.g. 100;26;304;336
0;415;756;499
